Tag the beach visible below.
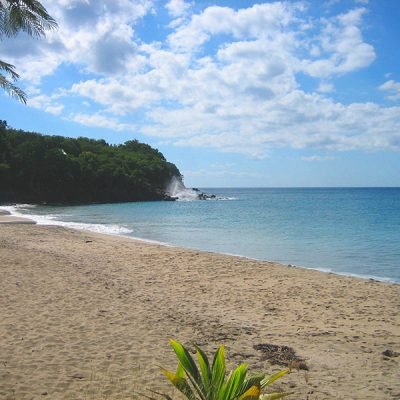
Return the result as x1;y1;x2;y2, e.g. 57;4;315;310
0;224;399;400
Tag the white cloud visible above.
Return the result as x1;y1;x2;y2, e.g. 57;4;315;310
323;0;341;8
45;104;65;115
317;82;335;93
28;93;65;115
140;90;400;156
0;0;154;83
300;8;375;78
184;166;263;179
3;1;399;157
301;155;335;161
59;1;398;155
167;2;301;51
379;80;400;101
68;112;135;131
165;0;192;18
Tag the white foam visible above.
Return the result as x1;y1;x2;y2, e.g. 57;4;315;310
290;263;399;284
211;196;237;201
166;177;200;201
166;177;236;201
1;205;133;236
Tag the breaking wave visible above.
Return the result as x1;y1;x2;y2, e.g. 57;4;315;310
166;177;235;201
1;204;133;235
166;177;201;201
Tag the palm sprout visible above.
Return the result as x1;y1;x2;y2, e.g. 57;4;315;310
162;340;294;400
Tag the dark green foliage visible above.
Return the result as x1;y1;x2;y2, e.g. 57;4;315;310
0;123;182;204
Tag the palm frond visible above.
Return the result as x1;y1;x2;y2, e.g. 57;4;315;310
0;0;57;38
0;73;26;103
0;60;19;80
0;0;57;103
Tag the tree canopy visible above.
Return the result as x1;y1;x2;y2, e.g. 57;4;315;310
0;0;57;102
0;122;182;204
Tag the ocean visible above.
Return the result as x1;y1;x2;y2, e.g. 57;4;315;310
4;187;400;283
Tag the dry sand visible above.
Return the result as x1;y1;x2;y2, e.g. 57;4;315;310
0;224;399;400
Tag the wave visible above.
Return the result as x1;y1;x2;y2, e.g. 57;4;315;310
166;177;204;201
166;177;236;201
287;263;399;284
215;196;238;201
1;204;133;236
216;251;399;284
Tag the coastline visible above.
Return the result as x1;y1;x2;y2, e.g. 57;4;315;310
0;224;399;399
2;205;399;284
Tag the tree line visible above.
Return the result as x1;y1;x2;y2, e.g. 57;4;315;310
0;121;182;204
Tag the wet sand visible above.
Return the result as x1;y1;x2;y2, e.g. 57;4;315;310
0;215;36;224
0;224;399;399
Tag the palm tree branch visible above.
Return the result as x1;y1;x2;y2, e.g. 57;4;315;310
0;60;19;80
0;73;26;103
0;0;57;38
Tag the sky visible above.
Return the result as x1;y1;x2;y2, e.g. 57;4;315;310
1;0;400;188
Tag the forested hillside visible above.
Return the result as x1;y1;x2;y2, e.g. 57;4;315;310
0;121;181;204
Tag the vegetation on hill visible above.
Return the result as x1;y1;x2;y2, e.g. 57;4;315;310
0;121;182;204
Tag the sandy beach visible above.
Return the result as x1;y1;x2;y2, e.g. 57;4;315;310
0;224;399;399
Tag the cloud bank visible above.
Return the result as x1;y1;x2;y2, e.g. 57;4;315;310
1;0;399;157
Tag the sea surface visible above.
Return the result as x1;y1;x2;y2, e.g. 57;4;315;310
4;187;400;283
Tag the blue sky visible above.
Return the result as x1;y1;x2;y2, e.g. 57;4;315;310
1;0;399;187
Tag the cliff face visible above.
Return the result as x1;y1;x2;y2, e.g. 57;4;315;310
0;123;181;204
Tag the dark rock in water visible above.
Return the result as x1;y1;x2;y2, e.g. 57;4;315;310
191;188;216;200
198;192;216;200
162;194;177;201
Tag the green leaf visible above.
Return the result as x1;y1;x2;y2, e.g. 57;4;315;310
240;373;265;395
195;345;211;395
170;340;201;385
161;368;196;400
176;362;186;378
261;369;290;389
211;345;226;397
221;363;248;400
170;340;207;400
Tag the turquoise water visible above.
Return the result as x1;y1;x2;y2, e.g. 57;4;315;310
6;188;400;283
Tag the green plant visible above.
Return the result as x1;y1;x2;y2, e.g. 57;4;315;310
0;0;57;103
162;339;293;400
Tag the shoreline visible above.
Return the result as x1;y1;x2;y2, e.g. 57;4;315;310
1;205;399;285
0;223;399;399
